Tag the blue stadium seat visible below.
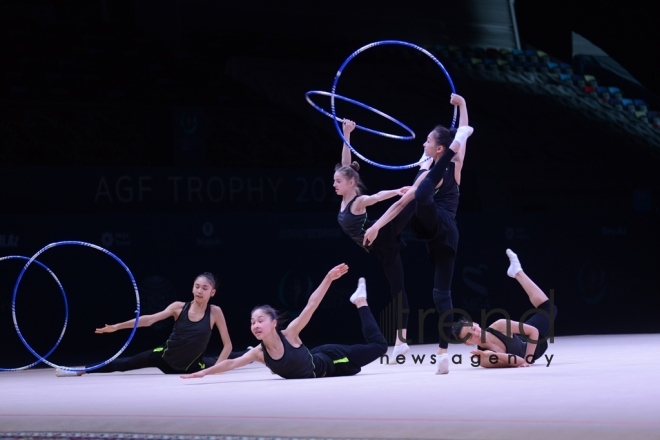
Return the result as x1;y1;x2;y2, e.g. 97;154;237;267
633;99;648;112
559;62;573;74
609;98;622;107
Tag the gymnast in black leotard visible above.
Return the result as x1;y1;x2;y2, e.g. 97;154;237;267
333;120;415;360
451;249;558;368
181;264;388;380
56;272;236;377
363;93;473;374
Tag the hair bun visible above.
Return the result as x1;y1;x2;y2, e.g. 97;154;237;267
350;161;360;172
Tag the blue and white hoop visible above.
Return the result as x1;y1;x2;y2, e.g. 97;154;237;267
0;255;69;372
307;39;457;170
305;90;415;140
11;241;140;373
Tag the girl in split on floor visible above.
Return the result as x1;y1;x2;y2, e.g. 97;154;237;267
56;272;237;376
181;263;389;380
452;249;558;368
363;93;473;374
333;119;414;361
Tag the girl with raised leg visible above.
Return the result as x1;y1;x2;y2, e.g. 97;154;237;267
363;94;473;374
181;264;389;380
452;249;558;368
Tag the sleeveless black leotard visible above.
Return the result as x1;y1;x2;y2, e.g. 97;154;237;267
411;161;459;253
337;196;374;252
261;331;329;379
161;302;212;371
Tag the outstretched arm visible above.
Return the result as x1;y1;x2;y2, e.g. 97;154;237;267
284;264;349;339
351;187;410;213
341;120;356;166
95;301;183;333
181;346;264;378
362;179;422;246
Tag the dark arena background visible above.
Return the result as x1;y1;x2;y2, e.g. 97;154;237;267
1;1;659;439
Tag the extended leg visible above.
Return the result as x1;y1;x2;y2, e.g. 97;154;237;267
89;350;154;373
506;249;548;308
347;278;389;366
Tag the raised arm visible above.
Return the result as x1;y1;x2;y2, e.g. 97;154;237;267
180;346;264;378
453;94;469;128
211;306;233;363
341;120;356;166
283;264;349;339
450;94;470;165
94;301;183;333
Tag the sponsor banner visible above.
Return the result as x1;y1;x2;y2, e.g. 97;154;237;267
0;166;338;214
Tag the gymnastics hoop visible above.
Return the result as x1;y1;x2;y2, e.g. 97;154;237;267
331;40;457;170
0;255;69;372
305;91;415;140
12;241;140;373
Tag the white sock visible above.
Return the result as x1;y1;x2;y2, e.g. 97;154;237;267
55;367;84;377
436;353;449;375
388;343;410;364
453;125;474;147
506;249;523;278
349;277;367;303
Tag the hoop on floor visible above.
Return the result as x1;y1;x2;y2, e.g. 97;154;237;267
0;256;69;372
12;241;140;373
305;91;415;140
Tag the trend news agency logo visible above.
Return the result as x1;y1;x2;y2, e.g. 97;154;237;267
378;290;556;368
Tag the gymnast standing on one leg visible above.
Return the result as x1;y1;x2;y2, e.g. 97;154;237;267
181;263;388;380
333;119;414;360
363;93;473;374
55;272;235;376
452;249;558;368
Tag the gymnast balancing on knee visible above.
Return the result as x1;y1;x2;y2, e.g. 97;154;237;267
452;249;558;368
181;263;389;380
56;272;235;376
334;119;414;360
363;93;473;374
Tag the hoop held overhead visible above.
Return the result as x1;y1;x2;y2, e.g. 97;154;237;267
306;40;458;170
305;90;415;141
330;40;457;170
